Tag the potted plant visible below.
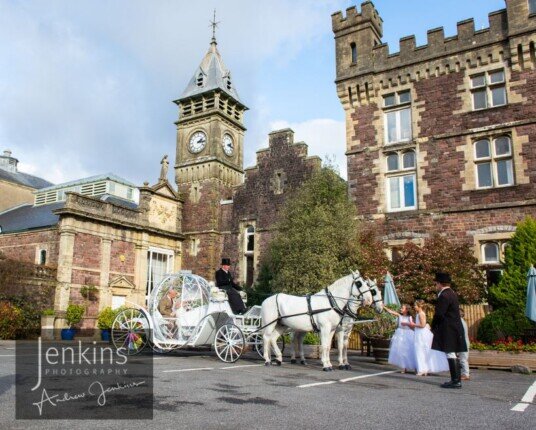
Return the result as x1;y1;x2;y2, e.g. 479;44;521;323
41;309;55;340
61;304;85;340
97;307;116;342
356;306;398;363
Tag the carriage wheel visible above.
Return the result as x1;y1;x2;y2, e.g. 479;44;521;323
253;333;285;359
112;308;150;355
150;341;175;354
214;323;245;363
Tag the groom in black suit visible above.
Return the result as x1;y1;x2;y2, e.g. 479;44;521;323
431;272;467;389
215;258;247;315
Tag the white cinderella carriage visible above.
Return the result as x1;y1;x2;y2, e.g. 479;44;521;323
111;271;282;362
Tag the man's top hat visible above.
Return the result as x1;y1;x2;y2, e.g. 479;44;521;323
434;272;452;284
221;258;231;266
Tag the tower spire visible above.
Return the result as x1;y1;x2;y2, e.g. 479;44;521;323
210;9;220;45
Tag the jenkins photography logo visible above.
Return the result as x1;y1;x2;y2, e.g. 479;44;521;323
16;332;153;420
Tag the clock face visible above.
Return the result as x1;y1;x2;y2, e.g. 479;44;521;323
188;131;207;153
222;134;234;156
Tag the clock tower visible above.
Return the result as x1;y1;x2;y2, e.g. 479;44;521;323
174;28;248;278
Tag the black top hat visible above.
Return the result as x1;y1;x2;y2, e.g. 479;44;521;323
434;272;452;284
221;258;231;266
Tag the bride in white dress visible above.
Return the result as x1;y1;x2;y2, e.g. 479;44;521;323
384;304;415;373
406;300;449;376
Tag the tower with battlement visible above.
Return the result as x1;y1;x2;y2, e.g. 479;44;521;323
333;0;536;283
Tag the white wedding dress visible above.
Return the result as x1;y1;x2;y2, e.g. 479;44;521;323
414;314;449;374
388;315;415;371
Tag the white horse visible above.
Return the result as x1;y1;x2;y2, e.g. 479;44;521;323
289;278;384;369
261;270;373;371
335;278;383;370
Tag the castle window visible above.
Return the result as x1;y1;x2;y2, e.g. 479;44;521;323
471;70;506;110
226;75;232;91
530;0;536;14
196;72;204;87
245;225;255;253
384;91;412;145
146;248;174;297
350;43;357;64
39;249;47;265
385;150;417;212
474;136;514;189
482;242;500;264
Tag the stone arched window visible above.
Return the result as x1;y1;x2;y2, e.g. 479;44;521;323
482;242;499;264
244;225;255;288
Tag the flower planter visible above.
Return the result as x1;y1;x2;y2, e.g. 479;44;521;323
101;329;111;342
370;338;391;364
469;349;536;370
61;328;76;340
40;315;55;340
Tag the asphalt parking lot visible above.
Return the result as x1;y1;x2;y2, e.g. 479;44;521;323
0;341;534;429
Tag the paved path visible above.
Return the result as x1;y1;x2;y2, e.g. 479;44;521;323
0;342;534;429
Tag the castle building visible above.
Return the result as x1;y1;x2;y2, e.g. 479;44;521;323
174;35;321;284
332;0;536;283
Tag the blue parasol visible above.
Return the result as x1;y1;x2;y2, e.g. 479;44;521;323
526;265;536;322
383;272;401;307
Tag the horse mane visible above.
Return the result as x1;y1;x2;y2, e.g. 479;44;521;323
317;273;353;295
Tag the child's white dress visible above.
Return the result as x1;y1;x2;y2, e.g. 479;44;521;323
414;314;449;374
388;315;415;371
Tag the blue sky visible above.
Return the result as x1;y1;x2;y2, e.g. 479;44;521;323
0;0;505;184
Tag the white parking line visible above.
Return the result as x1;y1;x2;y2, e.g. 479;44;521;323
220;364;263;370
511;379;536;413
297;370;397;388
339;370;397;383
0;355;15;357
162;367;214;373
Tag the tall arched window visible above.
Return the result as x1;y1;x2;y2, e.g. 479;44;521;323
350;43;357;64
39;249;47;265
244;225;255;287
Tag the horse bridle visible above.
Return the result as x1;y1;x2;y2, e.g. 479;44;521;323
366;279;384;309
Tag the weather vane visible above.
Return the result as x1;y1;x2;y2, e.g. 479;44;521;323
210;9;220;42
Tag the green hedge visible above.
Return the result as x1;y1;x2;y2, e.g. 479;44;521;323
477;308;534;344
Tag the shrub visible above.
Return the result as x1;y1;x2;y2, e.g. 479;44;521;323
303;332;320;345
0;301;25;339
477;308;533;343
391;234;486;304
42;309;55;316
489;217;536;309
65;304;85;328
97;307;115;330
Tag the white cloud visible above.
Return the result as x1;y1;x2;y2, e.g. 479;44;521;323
266;118;347;179
0;0;348;186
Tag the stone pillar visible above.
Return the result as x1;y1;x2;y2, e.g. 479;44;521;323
53;229;76;329
98;238;112;311
133;243;148;306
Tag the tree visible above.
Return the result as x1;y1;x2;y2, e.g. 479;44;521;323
489;216;536;310
269;166;388;295
391;234;485;304
245;260;274;306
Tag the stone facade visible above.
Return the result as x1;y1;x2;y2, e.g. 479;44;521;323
0;180;184;328
332;0;536;270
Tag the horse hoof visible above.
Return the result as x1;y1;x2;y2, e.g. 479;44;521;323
329;367;334;371
323;367;330;372
273;359;282;366
264;362;271;367
290;359;297;364
300;360;307;365
338;365;345;370
345;364;352;371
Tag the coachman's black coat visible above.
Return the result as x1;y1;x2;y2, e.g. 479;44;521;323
215;268;246;314
431;287;468;353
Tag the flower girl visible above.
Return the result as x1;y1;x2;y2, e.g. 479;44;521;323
384;304;415;373
407;300;449;376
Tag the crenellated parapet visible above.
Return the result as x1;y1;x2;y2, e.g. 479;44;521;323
331;1;382;36
369;10;509;76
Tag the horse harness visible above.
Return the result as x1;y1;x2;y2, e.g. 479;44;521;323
273;277;372;333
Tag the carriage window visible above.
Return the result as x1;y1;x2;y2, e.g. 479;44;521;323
146;249;174;296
